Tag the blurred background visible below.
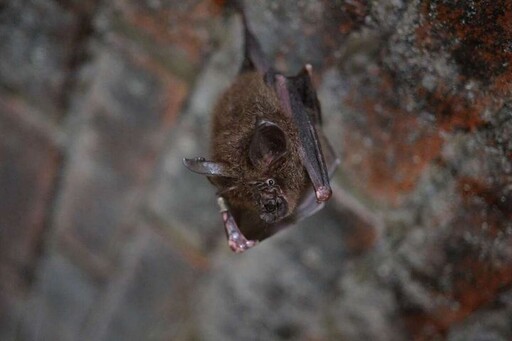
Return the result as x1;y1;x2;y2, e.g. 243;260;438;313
1;0;512;340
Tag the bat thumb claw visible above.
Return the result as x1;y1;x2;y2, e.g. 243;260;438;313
305;63;313;77
315;186;332;202
182;158;194;170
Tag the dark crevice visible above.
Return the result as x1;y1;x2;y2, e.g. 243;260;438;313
14;1;104;337
29;0;103;278
57;0;103;117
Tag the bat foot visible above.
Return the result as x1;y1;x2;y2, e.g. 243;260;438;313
227;232;258;253
218;196;258;253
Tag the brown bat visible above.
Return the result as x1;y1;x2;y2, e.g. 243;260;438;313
183;10;339;252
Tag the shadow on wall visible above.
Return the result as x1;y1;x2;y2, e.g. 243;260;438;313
0;0;511;340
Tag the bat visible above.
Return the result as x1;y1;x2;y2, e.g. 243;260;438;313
183;8;339;253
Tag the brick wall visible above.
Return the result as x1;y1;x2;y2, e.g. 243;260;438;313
1;1;511;340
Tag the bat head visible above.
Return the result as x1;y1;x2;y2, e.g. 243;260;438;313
248;120;292;223
252;178;288;223
183;118;293;225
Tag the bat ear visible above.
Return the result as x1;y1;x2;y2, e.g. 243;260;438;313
249;121;287;168
183;158;235;177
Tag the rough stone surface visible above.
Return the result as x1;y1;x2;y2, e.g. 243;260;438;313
197;208;348;341
82;225;202;341
145;14;242;251
0;0;511;340
0;96;61;340
447;289;512;341
0;100;60;284
20;252;100;341
0;0;98;118
52;46;188;262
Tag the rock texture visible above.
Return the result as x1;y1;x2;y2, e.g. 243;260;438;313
0;0;511;340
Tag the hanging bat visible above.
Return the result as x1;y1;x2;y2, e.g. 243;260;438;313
183;9;339;253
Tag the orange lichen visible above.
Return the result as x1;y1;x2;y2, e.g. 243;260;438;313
403;178;512;338
343;0;512;204
422;85;491;132
413;0;512;133
321;0;369;49
419;0;512;89
116;0;218;65
343;71;444;204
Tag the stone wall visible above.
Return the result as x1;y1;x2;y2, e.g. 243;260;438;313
0;1;511;340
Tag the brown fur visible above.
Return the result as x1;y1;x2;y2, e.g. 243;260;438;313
210;71;309;215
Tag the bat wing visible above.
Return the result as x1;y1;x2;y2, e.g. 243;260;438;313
285;130;339;222
275;67;336;203
278;66;340;224
182;158;236;177
226;66;339;244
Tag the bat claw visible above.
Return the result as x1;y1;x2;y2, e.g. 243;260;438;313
315;185;332;202
218;196;258;253
227;232;258;253
305;63;313;77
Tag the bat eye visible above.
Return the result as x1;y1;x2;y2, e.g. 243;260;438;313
266;178;275;187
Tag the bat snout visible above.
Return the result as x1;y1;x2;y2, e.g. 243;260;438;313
259;195;288;223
